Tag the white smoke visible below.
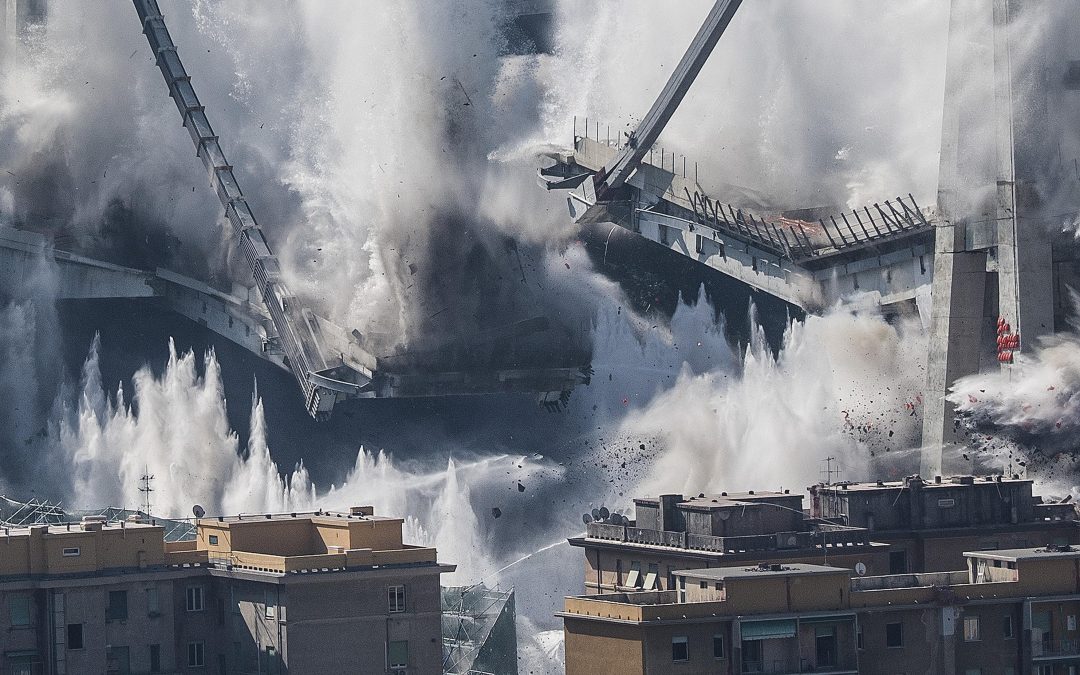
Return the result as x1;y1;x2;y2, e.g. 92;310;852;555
949;300;1080;486
622;304;928;497
538;0;950;211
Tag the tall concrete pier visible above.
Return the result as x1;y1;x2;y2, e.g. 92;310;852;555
923;0;1059;475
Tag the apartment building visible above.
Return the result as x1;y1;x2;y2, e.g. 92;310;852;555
809;474;1079;573
560;544;1080;675
570;491;888;595
0;507;454;675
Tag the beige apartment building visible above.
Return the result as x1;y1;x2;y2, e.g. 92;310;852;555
809;474;1080;573
0;507;454;675
561;545;1080;675
572;476;1079;600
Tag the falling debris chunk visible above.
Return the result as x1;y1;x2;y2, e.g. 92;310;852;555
517;482;525;493
491;507;502;519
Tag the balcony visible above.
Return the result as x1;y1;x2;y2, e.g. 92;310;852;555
585;522;870;554
741;660;858;674
1031;638;1080;660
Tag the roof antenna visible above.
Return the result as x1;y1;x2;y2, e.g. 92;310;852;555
138;467;155;518
820;457;841;486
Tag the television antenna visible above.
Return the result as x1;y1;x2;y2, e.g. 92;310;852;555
138;467;155;517
820;456;842;485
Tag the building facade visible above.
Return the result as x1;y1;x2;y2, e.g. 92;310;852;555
809;474;1079;573
561;546;1080;675
0;507;453;675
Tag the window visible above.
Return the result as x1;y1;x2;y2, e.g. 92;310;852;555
186;586;204;612
713;634;725;659
699;581;708;590
67;623;83;649
615;559;622;586
208;535;219;545
106;590;128;621
1069;615;1077;631
9;595;30;627
62;547;80;557
626;562;641;588
107;646;131;675
146;587;160;617
816;626;838;667
264;590;276;620
188;641;205;668
149;644;161;673
856;627;864;650
741;639;763;672
1004;615;1014;638
963;616;980;641
388;640;409;669
889;550;908;574
886;622;904;648
388;585;406;613
265;646;278;675
938;498;956;508
671;636;689;662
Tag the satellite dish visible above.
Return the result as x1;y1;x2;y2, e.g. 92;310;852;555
611;513;624;526
855;562;867;576
598;506;610;521
591;508;600;520
192;505;206;519
582;513;593;524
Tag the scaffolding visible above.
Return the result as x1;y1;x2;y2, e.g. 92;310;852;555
442;583;518;675
0;495;196;541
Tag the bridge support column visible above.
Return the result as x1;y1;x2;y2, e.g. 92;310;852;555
922;0;1056;474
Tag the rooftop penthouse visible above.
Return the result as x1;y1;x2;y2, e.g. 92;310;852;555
581;491;871;557
0;506;443;580
808;474;1078;531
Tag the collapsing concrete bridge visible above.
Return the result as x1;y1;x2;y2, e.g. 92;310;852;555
0;0;588;419
539;0;1080;474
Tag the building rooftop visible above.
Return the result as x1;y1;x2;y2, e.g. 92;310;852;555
0;507;451;580
810;474;1030;492
636;490;800;510
967;545;1080;562
560;547;1080;625
676;563;850;581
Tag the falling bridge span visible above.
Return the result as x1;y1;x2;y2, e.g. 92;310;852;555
539;0;1080;476
122;0;588;418
545;129;936;310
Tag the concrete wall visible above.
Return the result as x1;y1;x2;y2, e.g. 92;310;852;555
564;619;646;675
0;523;165;577
286;571;444;674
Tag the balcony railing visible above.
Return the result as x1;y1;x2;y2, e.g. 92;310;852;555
586;522;869;553
1032;638;1080;659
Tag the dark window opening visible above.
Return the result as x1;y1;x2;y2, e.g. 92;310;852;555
816;629;838;667
107;590;128;621
889;550;908;574
67;623;83;650
713;634;725;659
672;637;689;662
886;622;904;648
